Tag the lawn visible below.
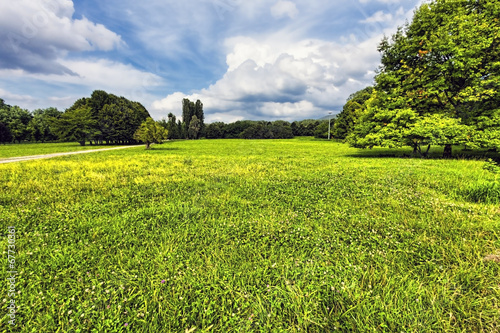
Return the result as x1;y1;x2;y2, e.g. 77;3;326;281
0;142;137;159
0;138;499;332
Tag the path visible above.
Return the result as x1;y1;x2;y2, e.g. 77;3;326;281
0;145;141;164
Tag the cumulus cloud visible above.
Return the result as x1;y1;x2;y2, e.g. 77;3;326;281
152;31;385;122
271;1;299;19
0;0;123;75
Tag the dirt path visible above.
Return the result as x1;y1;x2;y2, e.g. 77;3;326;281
0;145;141;164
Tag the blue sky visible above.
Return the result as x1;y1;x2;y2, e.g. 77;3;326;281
0;0;423;122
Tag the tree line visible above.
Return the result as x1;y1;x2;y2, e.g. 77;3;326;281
333;0;499;157
203;119;332;140
0;91;152;146
0;99;62;144
1;91;334;146
157;98;205;140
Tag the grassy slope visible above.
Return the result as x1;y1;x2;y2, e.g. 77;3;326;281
0;142;137;159
0;138;498;332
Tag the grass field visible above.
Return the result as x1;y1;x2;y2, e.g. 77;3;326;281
0;142;136;159
1;138;499;332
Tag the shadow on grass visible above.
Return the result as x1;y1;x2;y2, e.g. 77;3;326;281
347;146;500;162
147;147;181;151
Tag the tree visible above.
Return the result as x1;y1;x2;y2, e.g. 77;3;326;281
28;108;62;142
205;122;226;139
333;87;373;139
166;113;181;139
0;122;12;144
314;121;330;139
188;115;201;139
350;0;500;157
63;90;150;144
181;98;204;139
50;107;98;146
194;100;205;137
133;118;168;149
0;106;32;143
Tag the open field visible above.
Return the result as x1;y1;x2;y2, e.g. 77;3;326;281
0;142;138;159
1;138;499;332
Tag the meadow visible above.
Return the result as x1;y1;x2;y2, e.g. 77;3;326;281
0;138;499;332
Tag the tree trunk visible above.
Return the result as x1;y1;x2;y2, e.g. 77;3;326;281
422;144;431;157
79;140;86;146
145;142;151;150
443;144;452;158
412;143;419;155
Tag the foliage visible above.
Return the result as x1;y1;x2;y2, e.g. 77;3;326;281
291;119;321;136
63;90;150;145
165;113;182;139
333;87;373;139
133;118;168;149
0;105;32;143
205;121;226;139
50;106;98;146
350;0;500;157
182;98;205;139
0;122;12;144
188;115;202;140
313;121;331;139
28;107;62;143
0;139;498;331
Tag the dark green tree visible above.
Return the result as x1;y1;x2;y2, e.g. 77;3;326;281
0;122;12;144
181;98;205;139
63;90;150;144
205;122;226;139
165;113;181;139
50;106;97;146
28;108;62;142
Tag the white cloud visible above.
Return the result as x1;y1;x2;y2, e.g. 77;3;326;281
0;60;163;111
0;88;36;108
360;7;404;23
271;1;299;19
150;0;423;122
152;31;385;121
361;10;393;23
0;0;123;74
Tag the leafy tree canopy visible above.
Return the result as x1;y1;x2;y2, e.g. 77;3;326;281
133;118;168;149
349;0;500;156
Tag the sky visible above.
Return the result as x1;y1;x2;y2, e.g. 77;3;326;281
0;0;424;123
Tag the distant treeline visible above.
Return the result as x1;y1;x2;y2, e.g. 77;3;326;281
0;99;62;144
0;91;151;145
157;119;334;140
1;89;339;145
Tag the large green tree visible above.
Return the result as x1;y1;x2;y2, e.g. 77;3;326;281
63;90;150;144
350;0;500;157
50;107;97;146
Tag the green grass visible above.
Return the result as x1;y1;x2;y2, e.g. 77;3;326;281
0;138;499;332
0;142;136;159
